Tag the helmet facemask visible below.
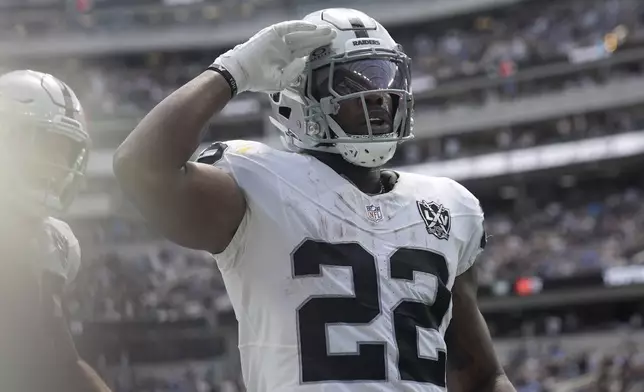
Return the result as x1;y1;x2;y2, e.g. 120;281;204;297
299;46;414;167
0;115;90;216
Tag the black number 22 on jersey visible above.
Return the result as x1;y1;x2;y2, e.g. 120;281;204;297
292;240;451;386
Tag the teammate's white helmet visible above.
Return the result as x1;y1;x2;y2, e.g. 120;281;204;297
0;70;90;215
268;8;414;167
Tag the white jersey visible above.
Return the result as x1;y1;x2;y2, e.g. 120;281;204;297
198;141;485;392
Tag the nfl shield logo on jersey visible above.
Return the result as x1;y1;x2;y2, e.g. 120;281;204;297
417;200;451;240
365;204;383;223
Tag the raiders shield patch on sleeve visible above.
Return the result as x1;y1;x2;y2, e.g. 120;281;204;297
417;200;451;240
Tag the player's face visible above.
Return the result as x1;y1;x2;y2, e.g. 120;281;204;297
333;91;394;136
311;58;407;137
23;131;77;191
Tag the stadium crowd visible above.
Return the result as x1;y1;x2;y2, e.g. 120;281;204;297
2;0;644;120
66;243;226;322
97;360;235;392
506;339;644;392
480;182;644;286
391;103;644;165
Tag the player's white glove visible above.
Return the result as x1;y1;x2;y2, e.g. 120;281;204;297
212;20;336;94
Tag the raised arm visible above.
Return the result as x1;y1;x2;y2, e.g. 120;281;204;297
112;71;245;254
113;21;335;253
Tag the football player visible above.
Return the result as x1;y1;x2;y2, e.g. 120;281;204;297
114;8;515;392
0;70;111;392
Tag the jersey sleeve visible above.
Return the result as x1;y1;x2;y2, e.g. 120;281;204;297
456;214;486;276
196;140;268;179
195;140;278;268
440;178;486;276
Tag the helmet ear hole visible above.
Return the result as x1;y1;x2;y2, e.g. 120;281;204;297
278;106;292;120
271;92;281;103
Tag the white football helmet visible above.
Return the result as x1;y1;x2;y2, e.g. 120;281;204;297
0;70;90;216
268;8;414;167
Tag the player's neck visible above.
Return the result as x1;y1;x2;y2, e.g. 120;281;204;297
309;152;383;195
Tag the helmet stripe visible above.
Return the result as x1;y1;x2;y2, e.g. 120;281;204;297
349;17;369;38
56;80;75;119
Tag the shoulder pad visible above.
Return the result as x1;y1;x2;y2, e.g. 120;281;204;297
438;177;483;216
45;217;78;252
45;217;81;284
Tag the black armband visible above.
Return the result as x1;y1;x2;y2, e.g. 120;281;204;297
207;64;238;98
